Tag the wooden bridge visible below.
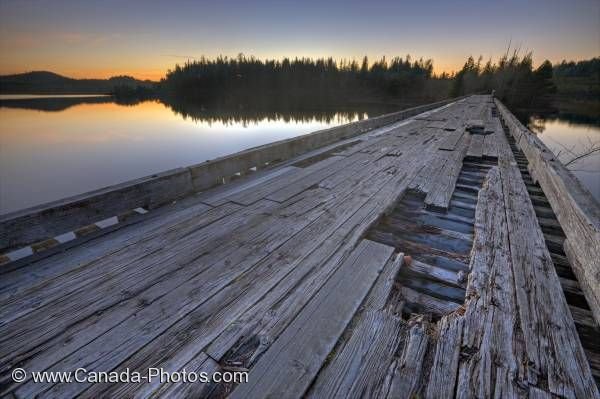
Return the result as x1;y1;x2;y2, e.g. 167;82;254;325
1;95;599;398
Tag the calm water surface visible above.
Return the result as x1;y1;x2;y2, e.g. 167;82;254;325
0;96;391;214
528;117;600;202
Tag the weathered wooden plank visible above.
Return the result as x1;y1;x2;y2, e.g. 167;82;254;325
363;254;404;312
439;128;465;151
443;119;459;131
426;132;471;209
384;215;473;247
367;117;421;138
483;127;500;158
338;127;439;195
0;167;194;252
467;134;485;158
124;352;220;399
560;276;584;297
415;116;446;121
400;286;460;316
425;315;464;399
456;166;526;398
304;256;405;398
201;165;300;206
318;153;382;190
406;259;463;287
266;152;372;202
334;134;395;157
529;386;553;399
228;240;394;399
467;119;484;132
223;154;345;205
569;305;598;329
565;238;600;326
427;120;447;129
307;310;404;398
385;322;430;398
409;152;448;194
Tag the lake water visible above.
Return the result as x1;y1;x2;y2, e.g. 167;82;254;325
527;117;600;203
1;95;598;215
0;95;395;215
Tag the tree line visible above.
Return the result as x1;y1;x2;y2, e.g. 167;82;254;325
450;52;557;109
159;54;438;103
112;53;598;112
553;58;600;78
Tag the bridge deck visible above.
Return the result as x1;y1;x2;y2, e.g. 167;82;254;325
1;95;599;398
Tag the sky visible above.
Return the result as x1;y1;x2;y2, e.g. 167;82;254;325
0;0;598;81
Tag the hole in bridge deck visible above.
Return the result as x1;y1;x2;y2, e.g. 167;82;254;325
365;157;497;322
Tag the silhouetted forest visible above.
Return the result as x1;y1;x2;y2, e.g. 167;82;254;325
553;58;600;78
160;54;448;105
551;57;599;115
450;52;556;109
161;53;594;112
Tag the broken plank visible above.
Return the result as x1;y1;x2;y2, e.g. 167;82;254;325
425;315;464;399
385;322;430;398
456;166;526;398
363;254;404;311
467;134;484;158
307;310;404;398
425;132;470;209
483;133;499;158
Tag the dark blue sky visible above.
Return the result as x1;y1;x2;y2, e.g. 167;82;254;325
1;0;598;79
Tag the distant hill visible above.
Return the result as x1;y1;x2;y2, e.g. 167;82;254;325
0;71;156;94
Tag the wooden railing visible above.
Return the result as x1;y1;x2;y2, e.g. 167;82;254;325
496;99;600;325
